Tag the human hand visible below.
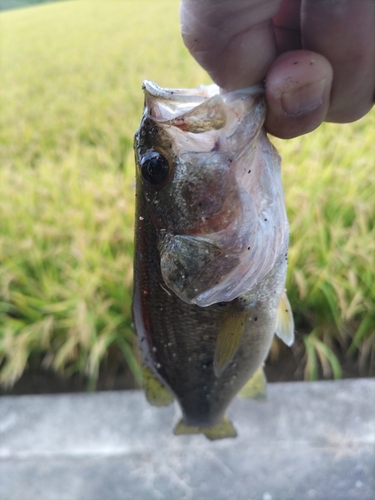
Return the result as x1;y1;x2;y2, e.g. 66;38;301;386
180;0;375;139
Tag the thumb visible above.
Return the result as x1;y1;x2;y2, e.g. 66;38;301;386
264;50;333;138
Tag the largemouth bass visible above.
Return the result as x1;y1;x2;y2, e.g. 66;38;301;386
132;81;294;439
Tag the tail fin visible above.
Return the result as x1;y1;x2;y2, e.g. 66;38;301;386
174;416;237;441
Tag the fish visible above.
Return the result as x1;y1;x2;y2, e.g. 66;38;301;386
132;81;294;440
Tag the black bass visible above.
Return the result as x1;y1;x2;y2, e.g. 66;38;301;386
132;81;294;439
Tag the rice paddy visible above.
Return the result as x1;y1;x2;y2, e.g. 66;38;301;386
0;0;374;388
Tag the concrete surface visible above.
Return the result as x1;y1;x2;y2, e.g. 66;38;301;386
0;379;374;500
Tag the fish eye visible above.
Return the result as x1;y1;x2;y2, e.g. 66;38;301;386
140;151;170;186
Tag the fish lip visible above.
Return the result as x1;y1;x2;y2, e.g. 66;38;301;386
143;80;219;103
142;80;265;115
143;80;220;121
143;80;265;100
141;80;267;149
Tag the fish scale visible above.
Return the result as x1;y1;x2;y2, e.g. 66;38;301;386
132;81;294;438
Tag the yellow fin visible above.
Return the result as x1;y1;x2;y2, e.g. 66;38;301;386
275;290;295;347
238;366;267;399
142;367;174;407
214;301;250;377
173;416;237;441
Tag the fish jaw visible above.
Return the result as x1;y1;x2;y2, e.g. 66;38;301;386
135;81;289;306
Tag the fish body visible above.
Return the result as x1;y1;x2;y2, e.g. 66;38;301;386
132;81;293;434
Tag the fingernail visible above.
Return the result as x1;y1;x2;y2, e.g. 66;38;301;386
281;79;326;116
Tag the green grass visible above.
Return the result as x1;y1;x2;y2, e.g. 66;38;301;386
0;0;374;388
274;118;375;379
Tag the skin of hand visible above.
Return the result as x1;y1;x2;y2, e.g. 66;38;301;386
180;0;375;139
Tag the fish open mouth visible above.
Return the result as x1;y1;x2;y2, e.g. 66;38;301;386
140;81;289;307
143;80;265;129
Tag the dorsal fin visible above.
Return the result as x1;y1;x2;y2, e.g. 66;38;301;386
275;290;294;346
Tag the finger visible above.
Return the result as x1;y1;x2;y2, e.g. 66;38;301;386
180;0;282;91
264;50;333;138
272;0;302;53
302;0;375;123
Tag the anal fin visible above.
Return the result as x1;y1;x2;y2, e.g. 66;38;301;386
238;366;267;399
142;367;174;407
174;416;237;441
275;289;295;346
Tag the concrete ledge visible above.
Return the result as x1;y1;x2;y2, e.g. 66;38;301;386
1;379;374;500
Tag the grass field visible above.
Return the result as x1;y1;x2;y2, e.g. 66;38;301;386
0;0;65;11
0;0;374;388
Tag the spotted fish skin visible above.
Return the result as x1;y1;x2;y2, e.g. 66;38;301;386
132;81;292;429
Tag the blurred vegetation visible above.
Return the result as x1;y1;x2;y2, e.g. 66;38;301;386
273;125;375;380
0;0;67;11
0;0;374;389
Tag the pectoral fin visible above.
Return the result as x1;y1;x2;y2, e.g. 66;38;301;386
214;301;251;377
174;416;237;441
142;367;174;407
275;290;295;346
